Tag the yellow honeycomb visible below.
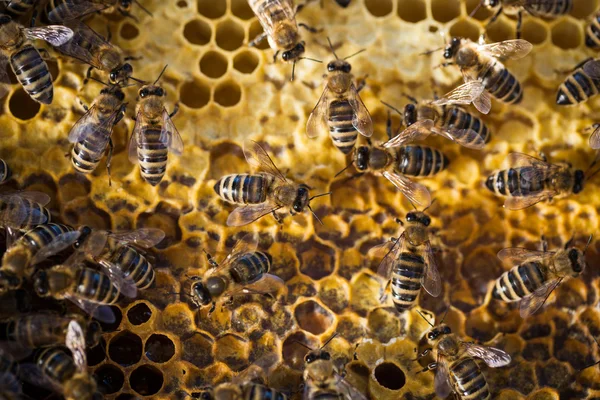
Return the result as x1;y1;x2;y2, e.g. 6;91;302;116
1;0;600;399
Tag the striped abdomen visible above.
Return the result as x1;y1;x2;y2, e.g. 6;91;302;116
475;59;522;105
243;383;288;400
556;66;600;105
0;159;10;184
5;0;37;17
306;388;344;400
136;127;168;186
10;45;53;105
106;245;154;290
485;167;547;197
0;196;51;229
19;223;72;254
71;123;111;175
391;245;425;312
0;315;65;348
524;0;572;17
492;261;546;302
214;174;275;205
586;12;600;49
229;251;271;284
249;0;292;25
395;145;449;177
441;106;491;144
36;347;76;386
75;267;120;304
328;99;358;154
448;357;490;400
42;0;80;24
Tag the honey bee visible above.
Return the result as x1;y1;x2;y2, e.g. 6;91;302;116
492;235;592;318
586;11;600;49
128;65;183;186
306;38;372;155
369;209;441;312
0;223;80;293
0;371;21;400
440;37;533;114
381;82;491;151
2;0;37;19
0;190;51;230
556;58;600;106
0;14;72;104
69;81;128;186
415;310;511;400
214;140;330;226
485;152;589;210
0;159;10;184
38;0;152;24
470;0;572;39
186;233;284;314
302;334;367;400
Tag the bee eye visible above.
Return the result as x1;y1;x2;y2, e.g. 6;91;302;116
443;326;451;334
327;62;335;72
140;89;148;97
423;217;431;226
321;352;331;360
306;354;315;363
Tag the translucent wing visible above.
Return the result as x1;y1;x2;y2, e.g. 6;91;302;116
434;358;452;399
4;190;51;206
368;236;402;281
504;190;556;210
463;342;512;367
211;232;259;275
44;0;108;23
66;295;116;324
306;86;330;138
479;39;533;60
0;195;48;228
68;105;120;144
432;125;485;150
382;120;433;148
18;363;63;395
336;374;368;400
56;21;114;70
97;259;137;298
31;231;82;265
66;321;87;372
24;26;74;47
232;352;279;385
382;170;432;207
109;228;165;248
461;71;491;114
82;230;110;257
432;81;486;106
227;203;282;227
128;114;142;163
159;109;183;156
222;273;285;298
497;247;554;265
519;277;563;318
423;241;441;297
507;152;558;170
589;124;600;149
348;85;373;137
243;140;287;182
583;59;600;79
250;0;296;44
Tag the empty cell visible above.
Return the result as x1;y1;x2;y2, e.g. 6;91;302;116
120;22;139;40
145;334;176;363
486;18;515;43
9;88;40;120
551;20;582;49
231;0;255;20
214;81;242;107
294;300;334;335
183;19;212;46
522;19;548;45
465;0;493;20
176;0;187;7
180;79;211;109
199;50;228;78
374;363;406;390
130;364;164;396
94;364;125;394
431;0;460;23
128;302;153;325
109;330;143;366
571;0;598;18
282;332;320;369
87;337;106;367
449;19;482;42
248;20;270;50
197;0;226;18
364;0;392;17
233;51;259;74
397;0;426;23
216;19;245;51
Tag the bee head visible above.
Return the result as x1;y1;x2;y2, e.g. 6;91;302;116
406;211;431;226
109;63;133;84
282;41;305;62
444;37;461;59
0;14;12;25
427;325;451;341
567;248;586;275
191;281;212;307
327;59;351;73
293;185;310;213
33;271;50;297
74;226;93;249
404;103;418;126
573;170;585;194
118;0;133;11
139;85;165;99
355;146;370;171
0;271;21;291
305;350;331;364
485;0;500;7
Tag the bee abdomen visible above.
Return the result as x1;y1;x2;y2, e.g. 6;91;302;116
586;13;600;49
485;167;546;197
396;145;449;177
328;99;357;154
481;62;522;105
214;174;273;205
36;347;77;385
22;223;72;252
450;358;490;400
108;245;155;290
249;0;288;24
0;196;51;228
0;159;11;183
556;68;600;105
5;0;37;17
443;107;491;144
42;0;72;23
71;130;110;174
307;390;344;400
10;45;53;105
75;267;120;304
391;251;424;311
229;251;271;284
137;127;168;186
525;0;572;17
492;261;545;302
243;383;288;400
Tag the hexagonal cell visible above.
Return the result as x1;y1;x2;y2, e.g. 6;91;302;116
465;0;493;20
294;300;334;335
551;20;582;49
522;19;548;45
374;362;406;390
282;331;320;369
216;19;245;51
94;364;125;395
197;0;226;18
571;0;599;18
109;330;143;366
367;307;402;343
486;18;515;43
9;88;40;121
180;79;211;109
98;305;122;333
200;50;229;79
449;19;482;42
137;201;182;248
233;50;259;74
128;301;153;325
183;19;212;46
431;0;460;22
120;22;139;40
130;364;164;396
298;239;337;280
87;337;106;367
182;331;214;368
145;333;176;363
397;0;426;22
248;20;270;50
213;80;241;108
318;276;349;313
215;333;249;371
231;0;254;19
365;0;392;17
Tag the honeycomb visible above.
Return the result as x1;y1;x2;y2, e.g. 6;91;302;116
1;0;600;399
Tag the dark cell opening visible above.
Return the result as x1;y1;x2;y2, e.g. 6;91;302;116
130;364;164;396
128;302;153;325
145;334;176;363
87;337;107;367
108;331;143;366
374;362;405;390
94;364;125;394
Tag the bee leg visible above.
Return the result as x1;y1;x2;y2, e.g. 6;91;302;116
105;27;112;42
413;348;432;361
516;10;523;40
356;75;368;92
541;235;548;252
77;97;89;112
202;250;219;268
106;138;114;187
83;66;95;86
248;32;267;48
417;362;438;373
118;9;139;23
272;50;280;64
488;6;503;25
272;211;283;225
169;103;179;119
341;172;364;184
298;23;322;34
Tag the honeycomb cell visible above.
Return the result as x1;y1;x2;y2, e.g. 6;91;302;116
551;20;582;49
431;0;460;22
176;0;186;6
570;0;599;18
364;0;392;17
282;332;319;369
120;23;139;40
449;19;482;42
145;334;176;363
231;0;254;20
465;0;493;20
396;0;426;23
87;337;107;366
9;89;40;121
298;239;337;280
294;300;334;335
94;364;125;395
197;0;226;18
215;333;249;371
128;302;153;325
200;50;228;78
233;51;259;74
215;19;245;51
367;307;401;343
58;173;91;202
486;18;515;43
180;79;211;109
109;331;143;366
374;362;405;390
98;305;122;332
248;20;270;50
130;364;164;396
137;201;182;248
214;81;242;107
522;19;548;45
183;19;212;46
318;276;349;313
182;332;214;368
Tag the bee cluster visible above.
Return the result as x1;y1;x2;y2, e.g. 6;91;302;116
0;0;600;399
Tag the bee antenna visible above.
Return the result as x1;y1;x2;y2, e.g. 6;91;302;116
381;100;403;116
291;60;297;81
88;76;108;86
584;234;594;254
419;46;444;56
416;309;434;327
469;0;484;18
334;160;354;178
439;307;450;325
308;192;332;201
326;37;339;60
129;76;147;85
154;64;168;85
291;340;314;351
343;48;366;60
320;332;339;350
307;205;324;225
133;0;153;16
422;198;436;212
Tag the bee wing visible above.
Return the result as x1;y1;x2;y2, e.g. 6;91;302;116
128;111;143;163
84;230;110;257
497;247;555;265
583;59;600;79
382;120;434;148
306;86;330;138
222;273;285;298
433;357;452;399
31;231;82;265
97;259;137;298
56;21;111;70
589;124;600;149
431;125;486;150
335;373;368;400
252;0;296;44
463;342;512;367
460;71;492;114
431;81;486;106
382;170;432;208
507;152;558;170
243;140;287;182
504;191;557;210
18;363;64;395
108;228;165;248
66;321;87;372
6;190;51;206
226;203;282;227
478;39;533;60
232;352;279;385
519;277;563;318
209;232;259;276
368;235;402;281
68;105;121;144
23;25;74;47
159;109;183;156
66;295;116;324
349;84;373;137
423;241;442;297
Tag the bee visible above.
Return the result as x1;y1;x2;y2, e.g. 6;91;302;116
0;14;72;104
415;311;511;400
214;140;330;226
492;235;592;318
485;152;589;210
128;65;183;186
470;0;572;39
185;233;283;314
0;223;80;292
586;11;600;49
302;334;367;400
368;209;441;312
556;58;600;106
0;159;10;184
0;372;21;400
38;0;152;24
441;37;533;114
2;0;37;19
0;190;51;230
306;38;372;155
